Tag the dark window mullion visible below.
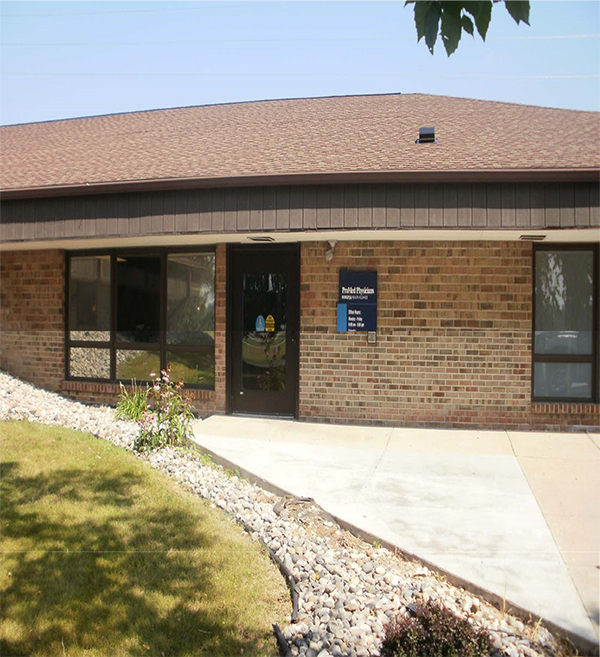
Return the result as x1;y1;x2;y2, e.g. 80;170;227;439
592;245;600;402
161;249;167;374
110;251;116;381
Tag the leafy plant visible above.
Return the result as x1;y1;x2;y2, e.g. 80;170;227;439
134;366;195;452
116;380;149;422
405;0;530;56
381;601;492;657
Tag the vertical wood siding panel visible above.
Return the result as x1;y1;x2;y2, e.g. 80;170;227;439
129;194;141;235
289;186;303;230
457;184;472;226
316;186;331;229
41;199;56;240
263;187;276;230
15;201;24;240
330;186;344;228
429;185;443;227
344;185;358;228
106;195;119;236
559;183;575;227
529;184;545;227
56;198;75;237
13;200;25;241
33;201;45;239
442;184;458;227
96;196;108;236
44;199;56;239
212;189;225;232
250;188;263;231
386;185;400;228
590;184;599;226
358;185;372;228
48;199;62;239
276;187;290;230
372;185;386;228
86;196;98;237
78;196;91;237
224;188;237;232
150;192;163;234
0;201;6;242
515;185;530;228
23;200;35;240
64;197;76;237
118;195;129;236
414;185;429;227
472;185;487;227
172;190;190;234
303;185;317;229
574;183;590;227
5;203;16;241
501;184;516;227
237;188;250;231
162;192;175;233
139;195;152;235
487;184;502;228
545;184;560;227
199;190;212;232
187;190;200;233
400;184;415;227
30;201;46;240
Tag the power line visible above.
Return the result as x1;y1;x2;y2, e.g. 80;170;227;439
3;72;598;80
2;34;599;47
0;0;389;18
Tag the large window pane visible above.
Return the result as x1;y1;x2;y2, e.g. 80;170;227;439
535;251;594;355
116;255;160;344
242;272;287;391
167;350;215;387
70;347;110;379
533;362;592;400
69;256;110;341
167;253;215;346
117;350;160;381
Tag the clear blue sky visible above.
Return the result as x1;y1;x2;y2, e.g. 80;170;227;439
1;0;599;126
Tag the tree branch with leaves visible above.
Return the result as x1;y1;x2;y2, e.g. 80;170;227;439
405;0;530;56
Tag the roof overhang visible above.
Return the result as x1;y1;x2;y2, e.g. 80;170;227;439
2;168;599;201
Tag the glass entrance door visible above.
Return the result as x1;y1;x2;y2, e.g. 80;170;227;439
230;245;299;417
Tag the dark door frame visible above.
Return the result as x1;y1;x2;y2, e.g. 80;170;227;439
226;242;301;418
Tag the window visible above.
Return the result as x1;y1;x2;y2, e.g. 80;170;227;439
533;245;597;401
66;249;215;388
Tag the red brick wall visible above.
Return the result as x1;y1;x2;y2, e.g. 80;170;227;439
299;241;599;431
0;246;227;416
0;249;65;390
1;243;597;430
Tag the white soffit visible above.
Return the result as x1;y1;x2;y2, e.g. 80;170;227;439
0;228;599;251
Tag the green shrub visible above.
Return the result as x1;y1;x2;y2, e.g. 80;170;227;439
116;380;149;422
134;365;195;452
381;601;492;657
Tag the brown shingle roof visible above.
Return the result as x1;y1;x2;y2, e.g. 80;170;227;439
1;93;598;195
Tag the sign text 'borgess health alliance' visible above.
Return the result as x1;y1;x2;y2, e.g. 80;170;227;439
337;270;377;332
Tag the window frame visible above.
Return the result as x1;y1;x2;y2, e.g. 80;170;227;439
65;246;216;390
532;242;599;403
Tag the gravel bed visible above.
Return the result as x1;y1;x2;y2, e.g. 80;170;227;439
0;370;568;657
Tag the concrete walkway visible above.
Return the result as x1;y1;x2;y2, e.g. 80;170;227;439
191;417;599;645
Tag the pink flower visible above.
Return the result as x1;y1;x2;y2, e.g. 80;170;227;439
150;371;156;378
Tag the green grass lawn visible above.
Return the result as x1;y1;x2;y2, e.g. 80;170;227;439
0;421;288;657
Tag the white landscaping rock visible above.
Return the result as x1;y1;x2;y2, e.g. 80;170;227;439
0;370;565;657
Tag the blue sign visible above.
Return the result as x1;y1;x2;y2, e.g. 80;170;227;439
255;315;266;331
338;270;377;332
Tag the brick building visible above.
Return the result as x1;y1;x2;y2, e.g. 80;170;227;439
1;94;599;430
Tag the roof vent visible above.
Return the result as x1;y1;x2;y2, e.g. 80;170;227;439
519;234;546;241
416;126;436;144
248;235;275;242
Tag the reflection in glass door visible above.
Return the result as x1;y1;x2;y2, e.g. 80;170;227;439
230;246;299;417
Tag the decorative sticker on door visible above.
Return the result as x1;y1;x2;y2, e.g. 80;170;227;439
265;314;275;332
255;315;266;331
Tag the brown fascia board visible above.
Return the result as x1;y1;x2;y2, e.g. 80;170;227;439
1;168;599;200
